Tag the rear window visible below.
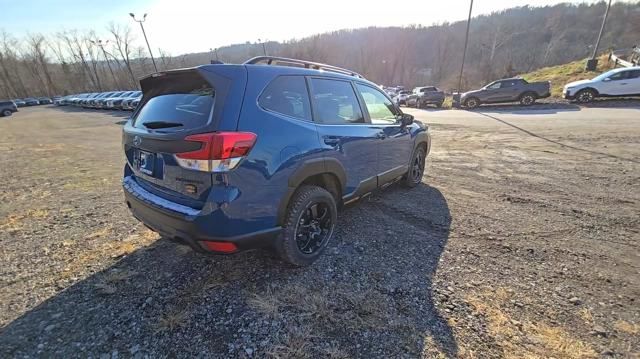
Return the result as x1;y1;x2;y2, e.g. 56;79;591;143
134;72;214;130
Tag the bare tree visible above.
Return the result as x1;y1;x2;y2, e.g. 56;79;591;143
108;22;138;88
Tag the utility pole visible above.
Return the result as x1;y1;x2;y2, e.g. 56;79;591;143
457;0;474;94
90;39;118;88
130;13;158;72
586;0;612;71
258;39;267;56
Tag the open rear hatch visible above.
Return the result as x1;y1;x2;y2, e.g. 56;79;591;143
123;69;223;209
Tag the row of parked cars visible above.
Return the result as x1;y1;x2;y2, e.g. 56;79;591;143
56;90;142;110
383;65;640;109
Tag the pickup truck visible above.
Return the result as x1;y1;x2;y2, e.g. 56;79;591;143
461;78;550;108
406;86;446;108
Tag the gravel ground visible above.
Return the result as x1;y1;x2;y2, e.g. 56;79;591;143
0;104;638;358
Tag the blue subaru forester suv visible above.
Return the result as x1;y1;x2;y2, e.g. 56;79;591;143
123;56;430;266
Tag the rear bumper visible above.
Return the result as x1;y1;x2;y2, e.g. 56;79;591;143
123;176;280;253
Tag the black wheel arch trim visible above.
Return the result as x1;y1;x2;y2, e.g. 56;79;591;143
278;158;347;226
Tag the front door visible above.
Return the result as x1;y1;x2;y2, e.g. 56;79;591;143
355;83;413;184
308;77;380;199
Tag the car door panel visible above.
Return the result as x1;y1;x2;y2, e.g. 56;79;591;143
308;77;379;199
354;83;413;185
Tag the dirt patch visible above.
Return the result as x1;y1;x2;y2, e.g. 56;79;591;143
0;106;638;357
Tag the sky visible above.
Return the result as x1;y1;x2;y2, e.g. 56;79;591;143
1;0;606;55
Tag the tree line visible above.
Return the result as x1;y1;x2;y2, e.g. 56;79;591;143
1;1;639;99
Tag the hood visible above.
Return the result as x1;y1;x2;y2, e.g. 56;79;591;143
565;79;592;88
461;89;482;97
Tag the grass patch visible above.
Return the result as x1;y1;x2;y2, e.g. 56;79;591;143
466;287;597;359
0;208;49;231
522;55;614;98
155;309;189;332
614;320;638;335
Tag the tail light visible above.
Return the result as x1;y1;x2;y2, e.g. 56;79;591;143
200;241;238;253
175;132;257;172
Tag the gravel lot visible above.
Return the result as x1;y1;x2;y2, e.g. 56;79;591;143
0;104;638;358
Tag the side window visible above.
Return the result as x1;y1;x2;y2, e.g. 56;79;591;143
608;72;626;81
259;76;311;121
355;84;397;125
310;78;364;124
487;82;501;89
628;70;640;79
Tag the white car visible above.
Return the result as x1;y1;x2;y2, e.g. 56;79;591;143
393;90;412;105
564;67;640;103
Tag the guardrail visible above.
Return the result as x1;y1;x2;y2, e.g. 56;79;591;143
609;47;639;68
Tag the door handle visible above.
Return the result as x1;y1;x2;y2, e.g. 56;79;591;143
323;136;340;146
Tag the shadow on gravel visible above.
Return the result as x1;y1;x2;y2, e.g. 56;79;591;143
0;184;456;357
477;112;640;164
465;103;581;114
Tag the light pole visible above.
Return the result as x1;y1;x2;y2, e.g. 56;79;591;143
90;39;118;88
129;12;158;72
209;48;219;63
258;39;267;56
457;0;474;94
586;0;612;71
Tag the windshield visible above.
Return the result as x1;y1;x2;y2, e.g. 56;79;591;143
592;70;619;81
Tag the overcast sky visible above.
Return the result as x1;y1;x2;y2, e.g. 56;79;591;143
1;0;608;55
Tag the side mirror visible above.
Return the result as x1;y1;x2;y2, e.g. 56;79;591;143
603;77;611;82
400;113;414;126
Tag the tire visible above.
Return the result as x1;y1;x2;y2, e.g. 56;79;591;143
464;97;480;109
519;92;536;106
576;89;595;103
402;145;427;188
275;185;337;266
1;109;12;117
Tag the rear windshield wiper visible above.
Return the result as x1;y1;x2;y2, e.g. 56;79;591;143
142;121;184;129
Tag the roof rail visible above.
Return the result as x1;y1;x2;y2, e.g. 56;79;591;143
244;56;362;78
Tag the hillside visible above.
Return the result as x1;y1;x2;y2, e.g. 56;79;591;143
523;55;616;97
1;1;639;97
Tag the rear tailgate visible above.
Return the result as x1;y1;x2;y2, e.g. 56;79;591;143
122;65;247;209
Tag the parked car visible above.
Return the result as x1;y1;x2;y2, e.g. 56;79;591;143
461;78;550;108
122;56;430;266
12;99;26;107
22;98;40;106
105;91;136;110
564;67;640;103
393;90;412;105
37;97;53;105
0;100;18;117
86;92;111;108
125;96;142;111
406;86;446;108
120;91;142;110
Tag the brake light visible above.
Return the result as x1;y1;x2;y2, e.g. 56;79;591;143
175;132;256;172
200;241;238;253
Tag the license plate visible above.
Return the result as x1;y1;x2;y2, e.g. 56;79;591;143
137;150;155;175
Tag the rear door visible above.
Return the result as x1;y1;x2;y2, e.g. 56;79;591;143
627;70;640;94
354;83;412;184
122;68;244;208
308;77;380;198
